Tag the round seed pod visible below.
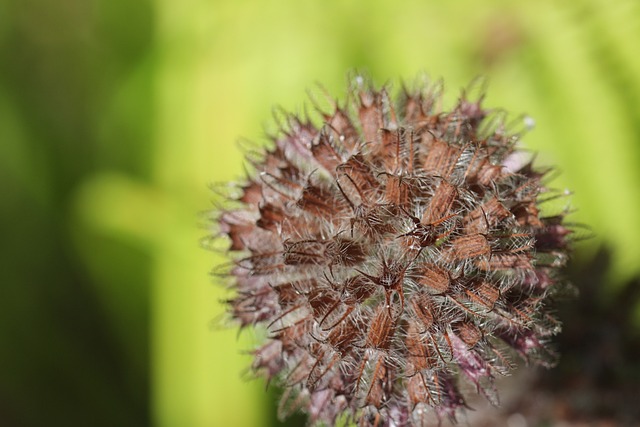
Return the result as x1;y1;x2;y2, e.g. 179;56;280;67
215;75;573;426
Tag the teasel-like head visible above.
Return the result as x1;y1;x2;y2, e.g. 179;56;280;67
215;75;573;426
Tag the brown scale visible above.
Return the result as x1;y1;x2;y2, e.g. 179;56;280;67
405;324;441;408
350;204;398;240
272;279;316;307
477;253;533;271
279;209;332;239
277;116;319;155
314;275;362;331
317;300;355;332
282;239;335;266
463;197;511;234
282;238;367;278
306;287;342;323
413;111;446;137
474;228;535;270
512;200;544;227
364;356;392;408
219;211;256;251
421;179;459;225
365;306;396;350
507;301;540;328
310;130;344;173
324;107;360;152
399;88;439;126
460;141;505;181
324;237;368;269
305;352;337;391
428;108;457;135
453;321;482;347
353;308;397;410
235;250;285;276
535;217;572;251
447;233;492;261
399;92;424;124
405;322;437;373
270;319;313;352
420;135;464;178
255;148;298;174
460;147;489;185
411;300;459;368
375;128;417;174
297;182;345;218
445;119;477;146
467;143;508;183
266;296;313;335
337;154;381;198
248;146;287;174
417;264;451;294
335;172;397;240
493;229;535;252
383;174;412;208
325;315;364;354
464;280;500;311
279;163;306;183
230;287;278;326
260;169;303;202
239;180;263;205
311;275;375;333
407;374;429;409
256;203;284;232
306;316;363;390
476;162;504;187
410;292;435;330
422;369;464;410
374;129;400;172
340;275;378;305
500;288;542;326
358;88;396;143
508;176;542;204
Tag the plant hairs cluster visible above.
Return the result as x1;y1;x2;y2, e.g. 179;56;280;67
213;75;574;426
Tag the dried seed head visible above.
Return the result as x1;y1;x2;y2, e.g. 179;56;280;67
214;75;574;426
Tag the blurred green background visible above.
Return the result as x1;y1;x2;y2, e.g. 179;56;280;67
1;0;639;426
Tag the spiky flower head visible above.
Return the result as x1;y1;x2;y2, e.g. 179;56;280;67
216;75;572;426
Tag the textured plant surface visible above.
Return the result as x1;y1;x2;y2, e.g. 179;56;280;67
217;76;573;426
